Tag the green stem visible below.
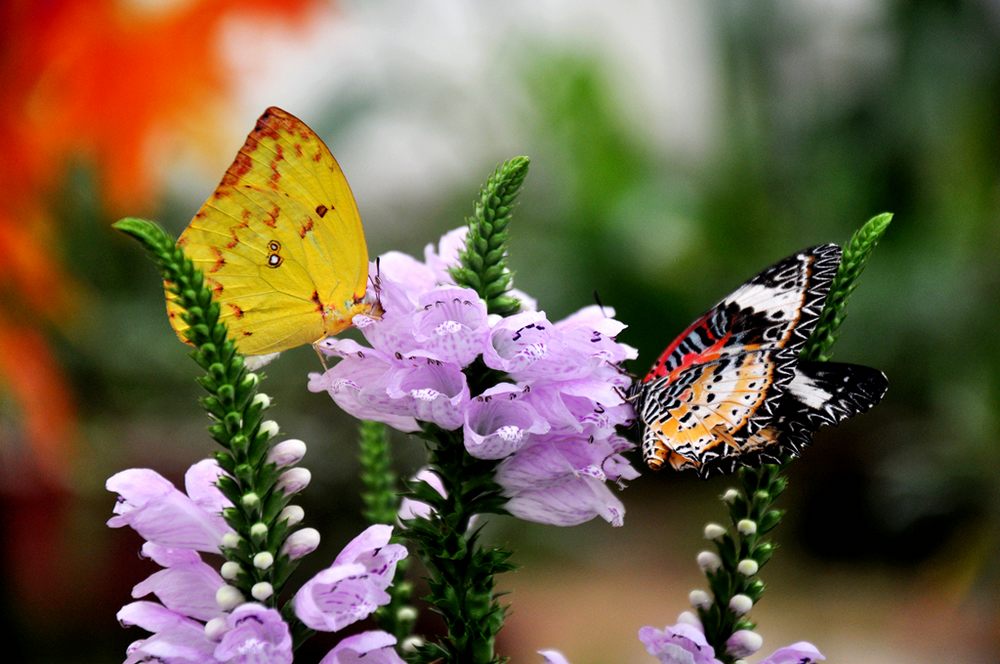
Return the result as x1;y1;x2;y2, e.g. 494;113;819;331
358;420;416;643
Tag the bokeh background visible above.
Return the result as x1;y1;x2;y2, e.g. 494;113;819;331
1;1;998;662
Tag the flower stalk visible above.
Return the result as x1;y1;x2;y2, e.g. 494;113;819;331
401;159;530;663
697;213;892;661
358;420;417;643
113;218;311;625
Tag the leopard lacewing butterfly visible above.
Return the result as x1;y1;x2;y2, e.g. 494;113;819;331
632;244;887;477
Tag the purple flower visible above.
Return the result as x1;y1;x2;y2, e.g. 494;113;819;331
638;616;825;664
309;229;640;527
319;631;406;664
495;434;637;526
294;524;408;631
639;621;718;664
130;542;226;622
538;650;572;664
758;642;825;664
214;604;293;663
107;459;233;552
463;383;551;459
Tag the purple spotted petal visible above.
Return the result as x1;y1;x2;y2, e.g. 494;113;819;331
554;305;637;365
332;524;408;577
294;562;379;632
386;359;470;430
758;642;825;664
495;435;635;526
107;466;232;552
412;286;489;366
638;622;720;664
214;604;293;664
320;631;406;664
295;525;407;632
463;384;550;459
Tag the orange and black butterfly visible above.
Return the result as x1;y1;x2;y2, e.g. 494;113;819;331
632;245;887;477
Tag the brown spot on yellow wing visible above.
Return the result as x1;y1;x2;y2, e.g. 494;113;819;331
264;205;280;228
299;218;315;238
209;247;226;273
227;303;245;319
315;204;328;218
242;331;253;337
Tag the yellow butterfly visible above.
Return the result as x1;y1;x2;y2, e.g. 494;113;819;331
167;107;377;359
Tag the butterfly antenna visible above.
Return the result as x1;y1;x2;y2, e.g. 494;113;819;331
593;289;609;317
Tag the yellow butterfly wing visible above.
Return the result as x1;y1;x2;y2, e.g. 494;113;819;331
167;107;373;356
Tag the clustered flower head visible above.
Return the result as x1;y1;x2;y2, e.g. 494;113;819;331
309;228;640;526
107;460;407;663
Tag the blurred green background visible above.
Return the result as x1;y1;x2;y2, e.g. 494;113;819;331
1;1;997;662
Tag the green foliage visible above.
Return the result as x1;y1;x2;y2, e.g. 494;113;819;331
450;157;530;316
113;217;305;620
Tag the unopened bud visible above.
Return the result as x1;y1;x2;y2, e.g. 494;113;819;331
696;551;722;572
729;594;753;615
241;492;260;509
250;522;268;541
281;528;320;560
397;606;418;623
688;589;712;609
726;630;763;658
737;519;757;535
205;617;228;641
737;559;759;576
251;582;274;601
215;585;244;610
220;532;241;550
268;439;307;467
704;523;726;540
677;611;701;627
220;561;242;580
252;393;271;409
400;636;424;653
253;552;274;570
279;505;305;526
276;467;311;495
259;420;280;438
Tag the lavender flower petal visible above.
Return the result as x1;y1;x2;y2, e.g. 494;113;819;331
295;525;407;632
758;642;826;664
463;383;550;459
107;466;232;552
495;435;634;526
386;359;470;430
638;622;720;664
319;631;406;664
